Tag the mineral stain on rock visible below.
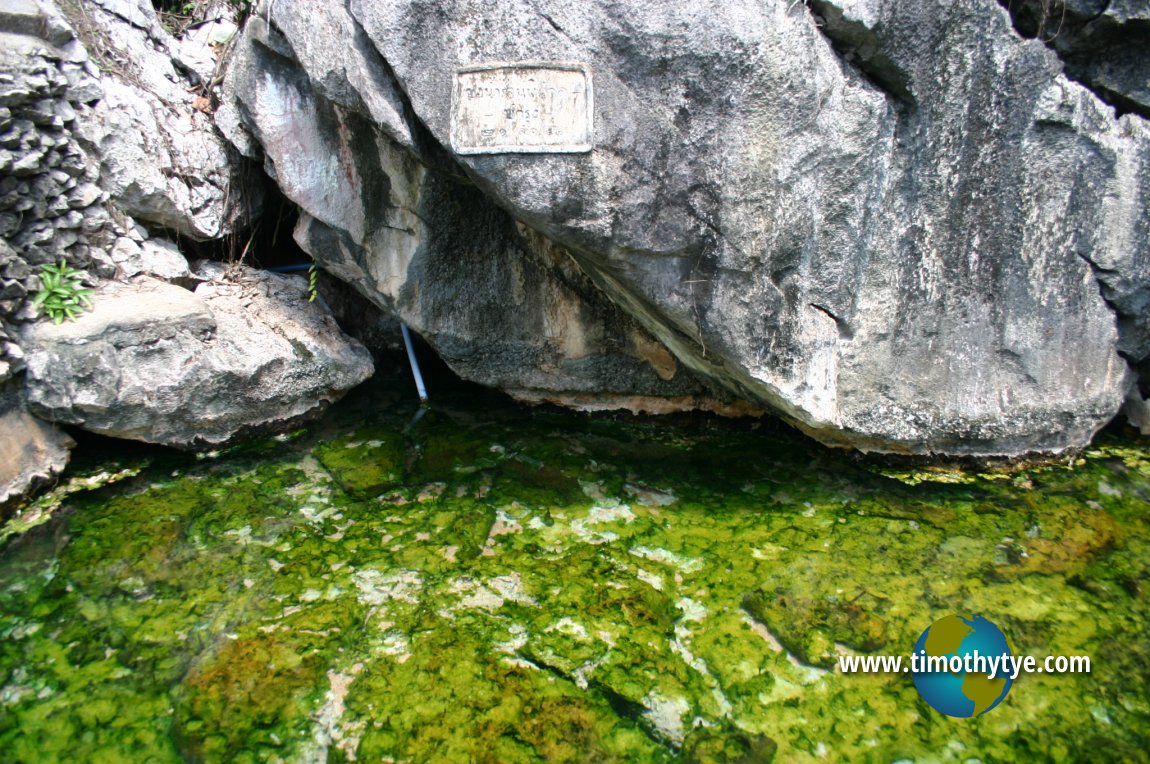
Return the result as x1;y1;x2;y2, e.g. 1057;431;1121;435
1;377;1149;761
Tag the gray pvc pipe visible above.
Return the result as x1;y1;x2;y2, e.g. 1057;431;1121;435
401;323;429;404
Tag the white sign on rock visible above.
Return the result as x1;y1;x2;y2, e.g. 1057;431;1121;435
450;62;593;154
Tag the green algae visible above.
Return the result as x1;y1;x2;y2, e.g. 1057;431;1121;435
313;428;405;498
2;379;1150;762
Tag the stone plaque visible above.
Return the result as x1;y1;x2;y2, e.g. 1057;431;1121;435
450;62;593;154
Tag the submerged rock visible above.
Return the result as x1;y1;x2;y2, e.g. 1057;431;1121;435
19;266;373;447
2;378;1148;760
220;0;1150;456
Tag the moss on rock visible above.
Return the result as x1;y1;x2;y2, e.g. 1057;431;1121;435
1;379;1148;761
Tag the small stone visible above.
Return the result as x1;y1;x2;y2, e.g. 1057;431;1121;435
55;210;85;230
110;236;141;262
80;209;109;233
4;339;24;359
0;280;27;300
54;230;79;249
20;99;57;125
53;100;75;123
68;183;101;209
64;72;102;103
31;175;62;199
91;257;116;280
2;259;32;280
10;148;45;176
13;299;39;322
59;155;86;177
16;223;54;247
0;82;34;105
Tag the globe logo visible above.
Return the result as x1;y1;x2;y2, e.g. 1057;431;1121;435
911;614;1014;717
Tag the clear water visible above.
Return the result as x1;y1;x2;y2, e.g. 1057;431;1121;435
2;376;1148;762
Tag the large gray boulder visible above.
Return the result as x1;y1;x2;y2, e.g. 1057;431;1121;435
222;0;1150;455
219;6;731;414
19;268;374;447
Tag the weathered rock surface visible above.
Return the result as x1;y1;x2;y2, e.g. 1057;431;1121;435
1000;0;1150;118
217;0;1150;454
19;268;374;447
0;379;73;510
62;0;261;239
314;271;405;356
0;7;115;289
348;0;1149;456
220;6;729;412
0;0;256;414
108;234;192;282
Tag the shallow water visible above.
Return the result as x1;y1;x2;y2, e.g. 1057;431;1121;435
2;376;1149;762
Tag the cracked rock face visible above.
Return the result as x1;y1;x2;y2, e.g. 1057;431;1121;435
61;0;262;239
999;0;1150;119
224;0;1149;455
19;268;374;447
219;4;728;412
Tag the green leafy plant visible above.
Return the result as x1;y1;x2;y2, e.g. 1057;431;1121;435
32;260;93;324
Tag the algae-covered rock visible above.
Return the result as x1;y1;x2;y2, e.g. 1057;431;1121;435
2;379;1149;760
742;589;888;669
173;635;328;761
989;499;1120;579
313;427;405;498
682;725;778;764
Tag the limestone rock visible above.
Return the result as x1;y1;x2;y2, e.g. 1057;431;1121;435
20;270;374;447
314;271;404;355
347;0;1145;455
63;0;261;239
110;235;191;282
221;12;724;410
1000;0;1150;118
0;379;72;511
219;0;1150;455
